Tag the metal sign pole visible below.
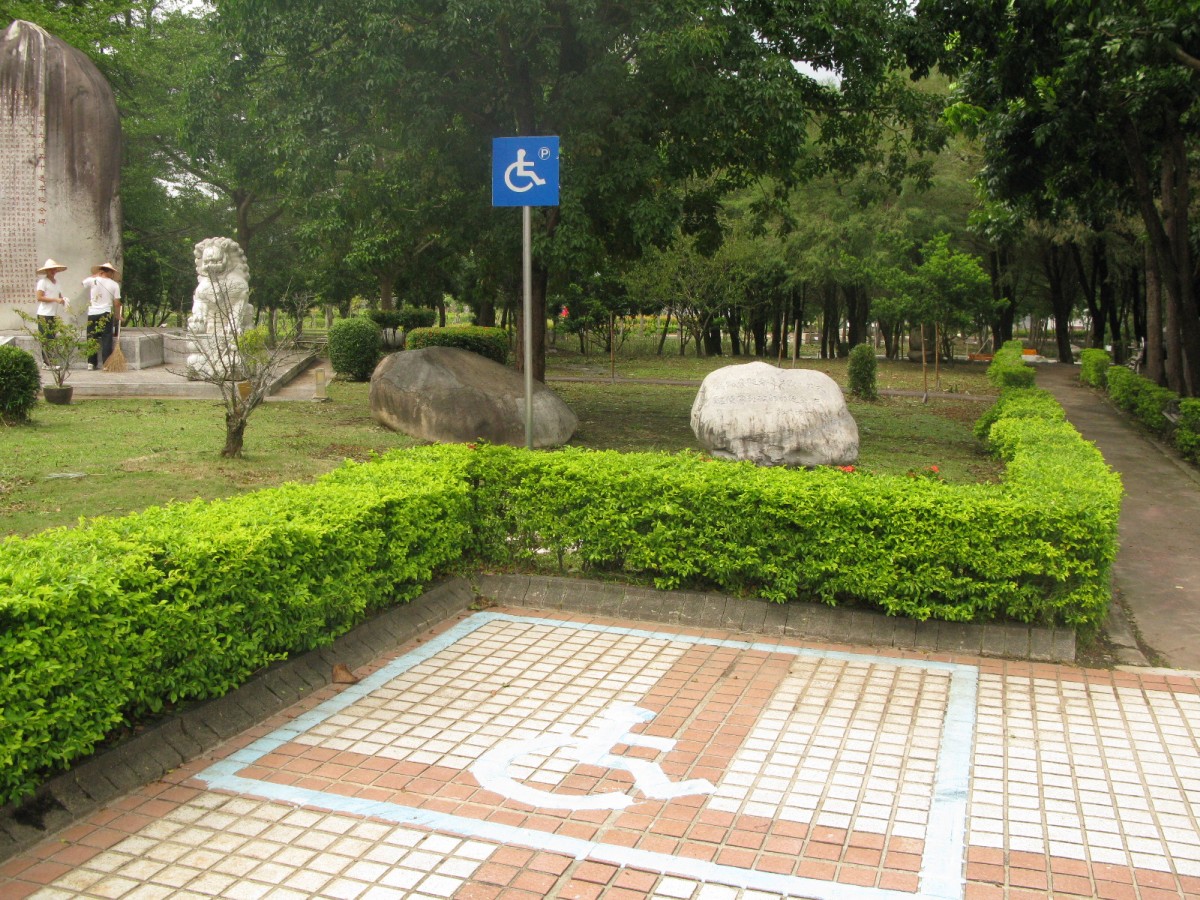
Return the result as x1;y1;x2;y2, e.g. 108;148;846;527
523;205;533;450
491;136;558;451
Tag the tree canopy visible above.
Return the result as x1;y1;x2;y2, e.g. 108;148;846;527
9;0;1200;394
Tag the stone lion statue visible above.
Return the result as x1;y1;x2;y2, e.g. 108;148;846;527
186;237;254;378
187;237;251;335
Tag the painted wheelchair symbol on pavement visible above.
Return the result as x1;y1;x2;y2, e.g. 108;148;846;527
503;148;548;193
470;703;715;811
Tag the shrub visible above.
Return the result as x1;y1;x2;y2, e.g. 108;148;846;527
1105;366;1177;433
397;307;437;331
847;343;878;400
0;344;40;423
973;387;1064;442
986;340;1036;389
328;316;383;381
1175;399;1200;464
1079;348;1111;388
367;309;403;331
366;308;437;332
0;445;474;804
407;325;510;365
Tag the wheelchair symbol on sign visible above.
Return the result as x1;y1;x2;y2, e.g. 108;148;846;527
470;704;715;811
504;148;548;194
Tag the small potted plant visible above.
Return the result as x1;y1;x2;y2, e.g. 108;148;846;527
17;311;99;405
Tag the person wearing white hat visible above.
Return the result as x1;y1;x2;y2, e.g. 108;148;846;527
82;262;121;370
35;259;68;368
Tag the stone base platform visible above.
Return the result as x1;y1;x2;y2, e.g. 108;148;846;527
0;328;318;398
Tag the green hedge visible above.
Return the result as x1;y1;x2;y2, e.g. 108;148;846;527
1176;399;1200;465
972;387;1064;441
986;339;1037;389
0;447;473;804
1079;348;1111;388
406;325;509;364
1105;365;1177;432
0;344;40;424
0;384;1122;805
368;308;437;332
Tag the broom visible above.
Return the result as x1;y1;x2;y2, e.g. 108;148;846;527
103;317;127;372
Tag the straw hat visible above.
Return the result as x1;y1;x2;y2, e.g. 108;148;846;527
37;259;67;274
91;262;120;279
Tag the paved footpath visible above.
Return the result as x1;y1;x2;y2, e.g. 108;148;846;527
1036;363;1200;669
6;601;1200;900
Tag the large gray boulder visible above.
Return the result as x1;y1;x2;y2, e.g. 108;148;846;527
690;362;859;467
370;346;578;448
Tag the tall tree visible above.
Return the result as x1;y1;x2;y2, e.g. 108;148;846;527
219;0;943;380
912;0;1200;393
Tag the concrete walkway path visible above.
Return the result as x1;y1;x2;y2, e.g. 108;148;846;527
1036;363;1200;670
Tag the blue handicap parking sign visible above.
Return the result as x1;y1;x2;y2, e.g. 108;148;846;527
492;136;559;207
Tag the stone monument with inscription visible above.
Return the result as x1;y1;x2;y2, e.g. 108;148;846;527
0;20;122;331
690;361;859;467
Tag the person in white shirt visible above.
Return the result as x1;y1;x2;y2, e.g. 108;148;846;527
82;262;121;370
35;259;68;367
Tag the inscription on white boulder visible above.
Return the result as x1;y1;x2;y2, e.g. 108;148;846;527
690;362;859;467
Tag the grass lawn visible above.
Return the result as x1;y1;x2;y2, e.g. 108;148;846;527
2;351;1001;538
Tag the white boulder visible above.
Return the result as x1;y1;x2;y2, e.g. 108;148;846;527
690;362;859;467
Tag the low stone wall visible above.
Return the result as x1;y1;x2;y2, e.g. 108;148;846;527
3;327;164;370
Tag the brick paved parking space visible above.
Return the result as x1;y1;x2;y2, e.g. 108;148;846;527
6;607;1200;899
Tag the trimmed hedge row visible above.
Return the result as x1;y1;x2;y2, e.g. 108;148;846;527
1079;348;1111;388
0;447;473;804
406;325;509;365
986;339;1037;389
0;373;1121;805
468;422;1117;633
1105;366;1177;432
367;307;437;332
1078;348;1200;466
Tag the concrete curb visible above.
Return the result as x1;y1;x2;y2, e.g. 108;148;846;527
474;573;1076;663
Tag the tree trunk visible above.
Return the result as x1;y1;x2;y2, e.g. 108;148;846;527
222;414;246;459
772;303;782;360
727;307;742;356
820;285;839;360
1100;245;1121;360
379;271;395;311
476;295;496;327
845;284;870;348
988;247;1017;346
656;307;672;355
704;321;722;356
1070;241;1106;351
1163;128;1199;395
1120;119;1200;395
1045;242;1075;363
1145;243;1165;385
